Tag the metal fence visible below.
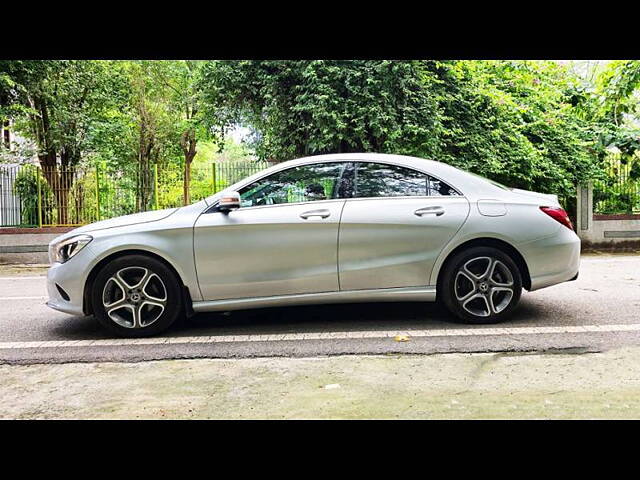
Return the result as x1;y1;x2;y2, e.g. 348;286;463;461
0;166;23;227
6;156;632;228
593;153;640;214
0;160;272;228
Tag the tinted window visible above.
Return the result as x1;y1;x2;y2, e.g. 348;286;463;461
354;162;459;198
428;176;460;196
239;162;347;207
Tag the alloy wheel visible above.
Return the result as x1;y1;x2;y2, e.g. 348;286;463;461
102;266;168;329
454;256;515;318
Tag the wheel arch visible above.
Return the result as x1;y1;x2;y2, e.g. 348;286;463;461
435;237;532;296
82;249;189;316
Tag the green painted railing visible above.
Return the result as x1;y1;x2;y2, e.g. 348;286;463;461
0;160;271;228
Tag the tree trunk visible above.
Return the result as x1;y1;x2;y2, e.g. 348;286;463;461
181;129;197;206
2;120;9;148
56;147;78;225
38;161;72;225
55;187;70;225
183;159;192;205
31;97;77;225
74;183;84;224
137;132;154;211
38;150;58;225
136;92;155;211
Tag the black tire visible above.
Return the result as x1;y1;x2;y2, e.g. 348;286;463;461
91;254;183;337
440;246;522;324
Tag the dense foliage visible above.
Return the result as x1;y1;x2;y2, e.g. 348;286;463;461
2;59;640;218
433;61;605;199
201;60;617;200
582;61;640;213
200;60;441;160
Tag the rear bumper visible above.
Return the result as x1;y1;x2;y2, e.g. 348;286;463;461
519;226;581;291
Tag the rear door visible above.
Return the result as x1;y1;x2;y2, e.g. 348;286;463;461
338;162;469;291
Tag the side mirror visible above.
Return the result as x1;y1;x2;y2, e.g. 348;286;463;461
218;191;241;213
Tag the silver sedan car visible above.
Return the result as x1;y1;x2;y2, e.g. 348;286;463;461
47;153;580;337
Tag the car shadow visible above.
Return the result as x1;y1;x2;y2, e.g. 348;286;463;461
185;301;449;332
50;297;547;340
50;315;113;340
173;298;540;336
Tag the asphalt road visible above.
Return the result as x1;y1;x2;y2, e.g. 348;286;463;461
0;254;639;364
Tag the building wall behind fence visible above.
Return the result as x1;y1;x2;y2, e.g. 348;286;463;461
577;182;640;249
577;152;640;248
0;160;272;228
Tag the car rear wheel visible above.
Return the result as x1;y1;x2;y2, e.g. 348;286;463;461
441;246;522;324
92;254;182;337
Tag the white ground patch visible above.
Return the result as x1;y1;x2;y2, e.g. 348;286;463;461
0;296;47;300
0;323;639;350
0;276;46;280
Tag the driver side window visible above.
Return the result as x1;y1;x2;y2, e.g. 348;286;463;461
238;162;347;207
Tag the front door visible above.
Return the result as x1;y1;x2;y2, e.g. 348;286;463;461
194;162;350;300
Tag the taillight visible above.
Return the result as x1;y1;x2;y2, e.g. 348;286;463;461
540;206;574;231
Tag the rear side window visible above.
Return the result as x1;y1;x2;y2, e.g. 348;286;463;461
353;162;459;198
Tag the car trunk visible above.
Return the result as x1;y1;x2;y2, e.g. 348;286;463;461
511;188;560;206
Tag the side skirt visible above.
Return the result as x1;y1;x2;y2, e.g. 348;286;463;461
192;286;437;313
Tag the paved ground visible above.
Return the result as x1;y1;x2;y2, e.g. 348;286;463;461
3;348;640;419
0;254;638;364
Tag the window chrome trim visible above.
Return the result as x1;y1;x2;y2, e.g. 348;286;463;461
205;198;345;214
203;158;465;214
343;195;467;203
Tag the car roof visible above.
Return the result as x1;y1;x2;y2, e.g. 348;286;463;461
281;152;470;182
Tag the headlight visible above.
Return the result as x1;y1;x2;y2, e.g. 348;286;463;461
49;234;93;264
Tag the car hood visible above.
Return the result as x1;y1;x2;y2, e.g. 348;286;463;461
70;208;179;234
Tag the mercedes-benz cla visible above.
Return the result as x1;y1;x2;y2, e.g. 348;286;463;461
47;153;580;337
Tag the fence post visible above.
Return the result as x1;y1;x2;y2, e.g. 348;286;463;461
36;167;43;228
212;163;217;194
576;181;593;233
154;164;159;210
95;163;101;222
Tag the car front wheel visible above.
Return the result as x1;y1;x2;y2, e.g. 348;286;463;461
92;254;182;337
441;246;522;324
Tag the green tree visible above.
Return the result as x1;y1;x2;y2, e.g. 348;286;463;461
87;61;182;210
0;60;119;223
201;60;607;201
579;61;640;213
425;60;598;198
200;60;440;162
149;61;210;205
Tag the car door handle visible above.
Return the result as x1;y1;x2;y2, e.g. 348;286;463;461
300;209;331;219
414;206;445;217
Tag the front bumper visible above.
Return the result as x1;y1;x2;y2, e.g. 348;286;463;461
46;260;88;316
